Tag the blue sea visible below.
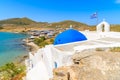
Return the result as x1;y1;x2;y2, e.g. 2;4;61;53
0;32;29;66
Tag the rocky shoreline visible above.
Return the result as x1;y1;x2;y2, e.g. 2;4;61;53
13;39;39;65
25;42;39;55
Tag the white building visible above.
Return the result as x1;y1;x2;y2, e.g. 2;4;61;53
26;20;120;80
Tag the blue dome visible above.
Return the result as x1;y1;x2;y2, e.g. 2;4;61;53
54;29;87;45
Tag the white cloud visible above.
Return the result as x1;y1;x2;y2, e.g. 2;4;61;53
116;0;120;3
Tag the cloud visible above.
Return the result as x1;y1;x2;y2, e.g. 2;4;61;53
116;0;120;3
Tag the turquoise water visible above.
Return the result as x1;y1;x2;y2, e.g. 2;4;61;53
0;32;29;66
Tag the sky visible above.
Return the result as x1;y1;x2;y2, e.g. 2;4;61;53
0;0;120;25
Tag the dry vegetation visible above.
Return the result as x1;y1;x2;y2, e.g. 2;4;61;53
110;47;120;52
0;18;91;32
110;25;120;32
0;17;120;32
0;63;26;80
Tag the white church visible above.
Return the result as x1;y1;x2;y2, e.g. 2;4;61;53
25;20;120;80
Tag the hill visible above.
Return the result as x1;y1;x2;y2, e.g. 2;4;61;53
49;20;90;30
0;18;90;30
0;17;120;32
0;17;37;25
51;20;88;27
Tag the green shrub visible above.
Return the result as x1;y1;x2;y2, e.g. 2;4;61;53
34;37;46;45
0;27;3;29
50;38;54;43
34;38;42;45
40;36;46;41
39;41;48;47
0;63;26;80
